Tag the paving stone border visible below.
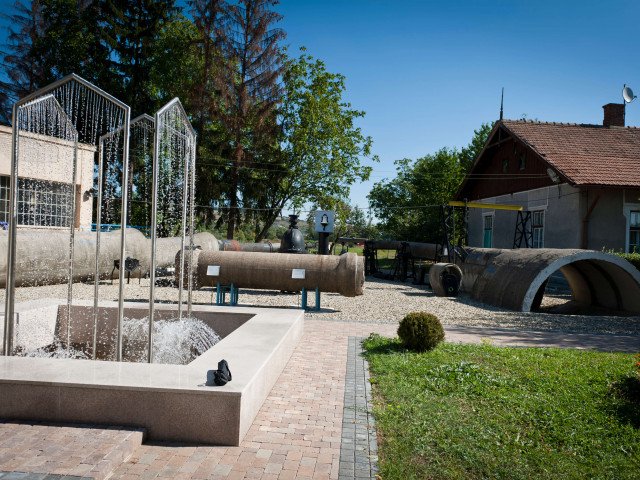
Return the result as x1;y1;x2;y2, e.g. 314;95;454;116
339;336;379;479
0;473;91;479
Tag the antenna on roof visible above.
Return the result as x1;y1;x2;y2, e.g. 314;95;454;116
499;87;504;121
623;84;636;104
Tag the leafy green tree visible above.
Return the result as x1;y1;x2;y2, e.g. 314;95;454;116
368;148;463;242
460;122;492;171
368;124;492;242
250;49;377;241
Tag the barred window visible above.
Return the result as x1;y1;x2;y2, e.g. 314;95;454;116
0;176;8;224
16;177;73;227
532;210;544;248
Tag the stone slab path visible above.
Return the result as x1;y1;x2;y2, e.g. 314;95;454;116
1;319;638;480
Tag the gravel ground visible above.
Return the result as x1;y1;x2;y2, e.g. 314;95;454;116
8;276;640;336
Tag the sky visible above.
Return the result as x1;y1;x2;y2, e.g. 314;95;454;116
1;0;639;212
277;0;640;210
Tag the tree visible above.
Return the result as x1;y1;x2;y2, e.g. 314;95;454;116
460;122;492;171
368;149;463;242
0;0;110;119
103;0;178;115
368;124;492;242
215;0;285;239
250;49;377;241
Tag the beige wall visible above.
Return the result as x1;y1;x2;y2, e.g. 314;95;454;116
0;125;95;229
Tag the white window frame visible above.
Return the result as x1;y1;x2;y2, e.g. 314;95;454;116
482;212;494;248
624;203;640;253
531;208;545;248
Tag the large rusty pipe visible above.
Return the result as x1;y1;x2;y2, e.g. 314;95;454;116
190;250;364;297
218;240;280;253
371;240;438;259
0;229;219;288
154;232;218;267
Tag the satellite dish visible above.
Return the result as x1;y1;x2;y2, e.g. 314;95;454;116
547;167;560;184
623;84;636;104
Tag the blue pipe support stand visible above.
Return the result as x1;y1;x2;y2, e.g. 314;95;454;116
215;283;239;306
301;287;321;311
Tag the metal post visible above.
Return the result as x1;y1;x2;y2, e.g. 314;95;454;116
66;138;79;348
177;146;189;322
148;113;160;364
3;104;19;356
187;139;196;318
315;287;321;311
301;288;307;310
92;140;104;359
116;109;131;362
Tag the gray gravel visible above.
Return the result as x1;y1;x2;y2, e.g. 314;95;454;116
7;276;640;336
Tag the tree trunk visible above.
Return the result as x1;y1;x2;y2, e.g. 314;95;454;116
226;143;243;239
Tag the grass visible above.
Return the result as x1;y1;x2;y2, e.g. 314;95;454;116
331;245;399;270
362;335;640;480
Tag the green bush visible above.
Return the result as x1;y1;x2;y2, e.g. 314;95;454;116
397;311;444;352
607;251;640;271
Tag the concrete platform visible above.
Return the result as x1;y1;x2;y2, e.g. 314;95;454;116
0;301;304;446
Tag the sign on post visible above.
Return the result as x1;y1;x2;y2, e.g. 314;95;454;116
314;210;335;233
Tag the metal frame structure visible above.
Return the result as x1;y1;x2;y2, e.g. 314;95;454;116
148;98;196;363
3;74;131;357
93;114;153;359
513;210;533;248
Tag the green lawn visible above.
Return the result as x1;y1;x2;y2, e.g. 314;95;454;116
332;245;398;270
362;335;640;480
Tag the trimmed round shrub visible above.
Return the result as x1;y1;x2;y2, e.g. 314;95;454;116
397;311;444;352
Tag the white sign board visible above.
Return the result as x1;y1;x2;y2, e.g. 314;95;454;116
291;268;306;279
206;265;220;276
314;210;335;233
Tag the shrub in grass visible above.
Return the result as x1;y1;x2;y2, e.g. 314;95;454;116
397;311;444;352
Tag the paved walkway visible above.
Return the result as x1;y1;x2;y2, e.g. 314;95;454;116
1;319;638;480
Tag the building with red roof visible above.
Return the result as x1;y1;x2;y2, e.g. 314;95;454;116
457;103;640;252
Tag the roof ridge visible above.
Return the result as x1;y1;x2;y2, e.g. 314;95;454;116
502;119;640;130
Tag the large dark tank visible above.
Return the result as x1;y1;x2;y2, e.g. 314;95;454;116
279;214;307;254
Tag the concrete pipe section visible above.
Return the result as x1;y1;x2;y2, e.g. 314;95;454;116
429;263;463;297
0;229;219;287
461;248;640;313
189;250;365;297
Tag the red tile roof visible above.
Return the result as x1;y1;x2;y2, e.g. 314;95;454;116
501;120;640;187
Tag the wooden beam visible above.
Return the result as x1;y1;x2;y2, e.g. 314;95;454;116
448;201;523;211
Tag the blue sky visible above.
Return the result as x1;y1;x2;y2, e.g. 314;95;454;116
1;0;639;212
278;0;640;209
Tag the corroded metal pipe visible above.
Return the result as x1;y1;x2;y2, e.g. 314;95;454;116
218;240;280;253
0;229;218;287
188;250;364;297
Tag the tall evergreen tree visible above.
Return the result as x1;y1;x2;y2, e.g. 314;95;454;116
0;0;111;121
215;0;285;239
103;0;178;115
1;0;49;119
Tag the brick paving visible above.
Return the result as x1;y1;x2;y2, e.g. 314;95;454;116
0;422;144;480
1;318;638;479
107;320;395;480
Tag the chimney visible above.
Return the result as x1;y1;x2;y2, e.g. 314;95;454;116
602;103;625;127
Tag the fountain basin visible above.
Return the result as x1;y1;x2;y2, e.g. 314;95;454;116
0;300;303;445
